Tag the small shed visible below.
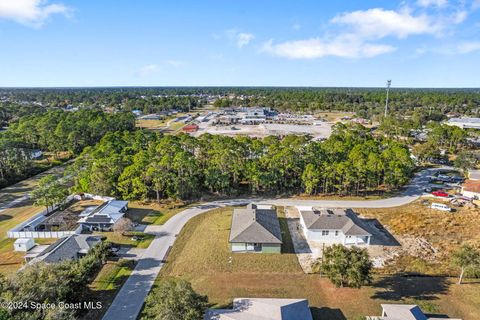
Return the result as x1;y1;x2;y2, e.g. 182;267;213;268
14;238;35;252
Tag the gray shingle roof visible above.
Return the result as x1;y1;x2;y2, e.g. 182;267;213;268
381;304;428;320
300;208;371;236
29;234;102;264
229;205;282;244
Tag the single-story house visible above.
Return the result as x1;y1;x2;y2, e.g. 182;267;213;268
299;208;372;246
367;304;462;320
461;180;480;199
205;298;313;320
229;204;282;253
27;234;102;265
78;200;128;231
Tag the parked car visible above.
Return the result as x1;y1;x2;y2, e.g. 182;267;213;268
432;191;449;197
437;175;452;182
431;202;452;212
450;177;464;183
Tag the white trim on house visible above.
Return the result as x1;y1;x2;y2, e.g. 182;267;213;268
298;208;372;246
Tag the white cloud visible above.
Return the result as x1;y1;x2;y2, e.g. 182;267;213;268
454;41;480;54
417;0;448;7
236;32;254;48
451;10;468;24
261;36;396;59
0;0;70;28
261;5;470;60
137;64;160;77
225;29;254;48
331;8;442;39
166;60;185;67
292;23;301;31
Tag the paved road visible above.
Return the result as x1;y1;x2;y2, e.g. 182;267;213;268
102;200;249;320
102;167;446;320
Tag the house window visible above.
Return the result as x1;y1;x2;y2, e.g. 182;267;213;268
335;231;339;236
322;230;329;236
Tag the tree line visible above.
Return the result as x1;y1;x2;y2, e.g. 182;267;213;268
6;109;136;155
2;87;479;120
0;109;135;188
68;123;415;201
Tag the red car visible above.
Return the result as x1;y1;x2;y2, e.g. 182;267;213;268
432;191;449;197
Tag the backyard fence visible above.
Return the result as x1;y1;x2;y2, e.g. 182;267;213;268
7;193;111;239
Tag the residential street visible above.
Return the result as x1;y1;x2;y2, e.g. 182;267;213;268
102;167;441;320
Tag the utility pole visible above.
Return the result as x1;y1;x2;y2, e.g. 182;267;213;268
384;80;392;118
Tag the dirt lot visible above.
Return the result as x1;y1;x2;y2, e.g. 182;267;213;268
314;111;355;122
356;200;480;275
154;207;477;320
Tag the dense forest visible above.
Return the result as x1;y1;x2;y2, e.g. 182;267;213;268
68;123;415;201
0;87;477;193
0;109;135;188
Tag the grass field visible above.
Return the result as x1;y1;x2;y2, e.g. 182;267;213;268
357;200;480;275
0;162;67;206
127;201;194;225
82;259;136;320
135;119;167;129
154;207;479;320
0;201;45;275
95;231;155;249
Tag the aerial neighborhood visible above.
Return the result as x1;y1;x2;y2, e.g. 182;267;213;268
1;1;480;320
1;87;478;320
0;80;479;320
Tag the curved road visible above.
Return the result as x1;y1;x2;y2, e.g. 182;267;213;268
102;167;441;320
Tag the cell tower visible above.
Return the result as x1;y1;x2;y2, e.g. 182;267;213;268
384;80;392;117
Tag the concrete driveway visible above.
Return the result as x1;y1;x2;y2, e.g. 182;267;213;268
101;167;444;320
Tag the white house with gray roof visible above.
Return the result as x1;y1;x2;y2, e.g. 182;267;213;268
229;204;282;253
299;208;371;246
205;298;313;320
367;304;462;320
77;200;128;231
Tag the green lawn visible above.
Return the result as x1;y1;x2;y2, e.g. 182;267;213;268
95;231;155;249
82;259;136;320
151;207;478;320
126;201;194;225
0;201;46;275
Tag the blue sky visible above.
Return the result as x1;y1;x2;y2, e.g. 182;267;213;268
0;0;480;87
